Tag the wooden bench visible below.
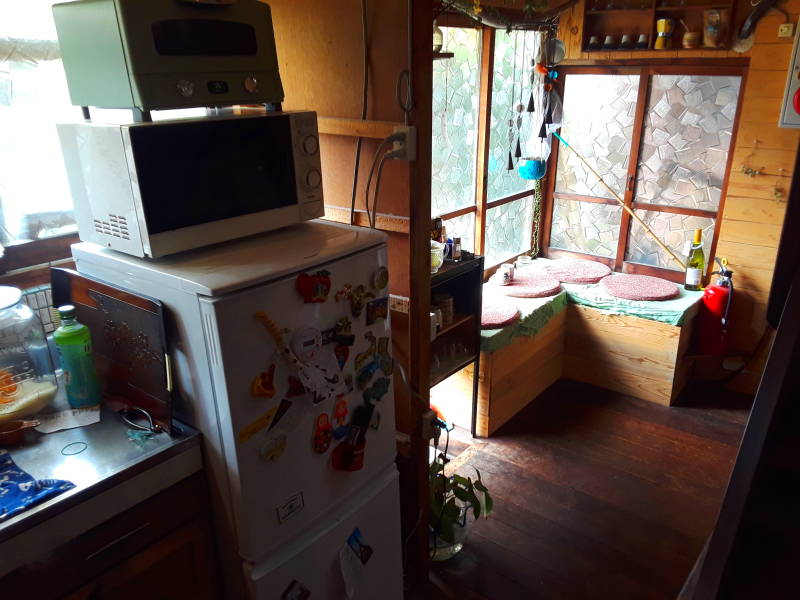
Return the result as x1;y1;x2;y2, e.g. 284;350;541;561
454;287;700;437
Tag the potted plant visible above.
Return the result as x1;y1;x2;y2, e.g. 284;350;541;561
429;449;493;561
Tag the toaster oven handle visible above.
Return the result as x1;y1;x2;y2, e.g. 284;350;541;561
181;0;237;5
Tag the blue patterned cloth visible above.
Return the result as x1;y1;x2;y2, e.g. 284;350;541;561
0;449;74;522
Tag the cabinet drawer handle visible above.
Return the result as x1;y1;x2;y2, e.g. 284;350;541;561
85;522;150;561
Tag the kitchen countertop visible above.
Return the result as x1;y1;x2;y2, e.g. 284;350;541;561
0;404;202;576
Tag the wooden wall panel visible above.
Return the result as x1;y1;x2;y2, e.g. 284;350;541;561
557;0;800;392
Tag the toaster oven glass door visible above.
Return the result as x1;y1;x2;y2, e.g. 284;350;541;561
128;117;297;235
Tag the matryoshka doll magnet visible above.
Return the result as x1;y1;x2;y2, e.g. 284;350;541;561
313;413;333;453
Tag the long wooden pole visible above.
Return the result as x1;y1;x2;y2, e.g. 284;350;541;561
553;131;686;270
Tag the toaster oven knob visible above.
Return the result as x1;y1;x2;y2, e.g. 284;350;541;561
305;169;322;189
176;79;194;97
243;76;258;93
302;135;319;155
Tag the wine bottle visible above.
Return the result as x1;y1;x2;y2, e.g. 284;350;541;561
684;228;705;291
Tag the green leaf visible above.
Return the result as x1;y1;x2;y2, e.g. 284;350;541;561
482;491;494;517
473;480;488;493
452;486;470;502
429;461;443;476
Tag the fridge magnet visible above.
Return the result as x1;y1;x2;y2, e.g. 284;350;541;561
335;284;375;318
267;398;293;431
372;266;389;290
376;337;393;375
331;404;374;472
363;377;390;405
333;396;351;441
286;376;305;398
333;317;356;346
313;413;333;453
344;373;354;392
334;344;350;370
347;527;374;565
356;360;379;391
333;396;349;426
260;434;287;462
281;580;311;600
295;270;332;303
249;363;277;398
291;327;323;363
238;406;278;444
365;296;388;326
354;332;377;371
370;409;381;430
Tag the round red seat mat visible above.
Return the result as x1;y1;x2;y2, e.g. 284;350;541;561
600;273;680;301
481;301;521;329
545;259;611;284
496;269;562;298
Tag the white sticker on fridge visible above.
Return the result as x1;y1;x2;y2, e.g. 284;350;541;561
276;491;305;523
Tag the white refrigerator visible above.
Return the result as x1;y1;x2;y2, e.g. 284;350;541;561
71;220;403;599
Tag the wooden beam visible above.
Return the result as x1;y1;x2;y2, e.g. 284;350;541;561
474;26;496;256
615;71;649;272
317;117;402;139
322;206;410;233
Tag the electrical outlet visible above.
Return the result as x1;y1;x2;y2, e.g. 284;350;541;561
779;23;794;38
392;125;417;161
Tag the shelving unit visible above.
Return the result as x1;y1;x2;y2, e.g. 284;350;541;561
582;0;735;52
429;254;484;436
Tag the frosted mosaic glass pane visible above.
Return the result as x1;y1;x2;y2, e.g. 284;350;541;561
486;30;542;202
555;74;640;199
635;75;741;211
443;212;476;253
550;198;621;258
431;27;481;216
485;197;533;265
625;209;715;271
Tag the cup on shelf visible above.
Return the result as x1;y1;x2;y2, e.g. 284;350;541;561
636;34;649;49
602;35;617;50
619;34;634;50
587;35;601;51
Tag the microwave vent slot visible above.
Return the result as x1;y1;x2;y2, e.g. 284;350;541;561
94;215;130;240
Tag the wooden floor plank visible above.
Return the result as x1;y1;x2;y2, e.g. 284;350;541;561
429;380;750;599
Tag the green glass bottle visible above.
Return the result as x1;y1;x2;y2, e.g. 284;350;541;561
53;305;101;408
684;228;705;291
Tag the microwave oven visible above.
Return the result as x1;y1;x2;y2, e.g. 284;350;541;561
57;111;324;258
52;0;283;110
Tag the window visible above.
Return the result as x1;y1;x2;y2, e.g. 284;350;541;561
544;67;744;280
432;27;542;268
0;0;81;250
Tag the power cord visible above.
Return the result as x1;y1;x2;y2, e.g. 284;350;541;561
364;132;406;228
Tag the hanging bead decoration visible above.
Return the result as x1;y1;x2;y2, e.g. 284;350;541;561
514;31;526;160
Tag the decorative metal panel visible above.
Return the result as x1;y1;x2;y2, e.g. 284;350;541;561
443;211;476;253
635;75;741;211
431;27;481;216
486;30;541;202
485;197;534;265
625;209;715;270
555;74;640;199
550;197;621;258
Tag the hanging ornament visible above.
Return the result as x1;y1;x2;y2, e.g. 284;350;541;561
507;150;514;171
538;121;547;139
527;91;535;113
514;138;522;158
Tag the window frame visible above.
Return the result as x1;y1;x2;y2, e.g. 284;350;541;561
541;62;748;283
435;25;541;273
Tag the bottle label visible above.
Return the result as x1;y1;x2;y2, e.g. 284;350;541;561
685;268;702;286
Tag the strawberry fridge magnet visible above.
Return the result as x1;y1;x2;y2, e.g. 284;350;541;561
296;270;332;303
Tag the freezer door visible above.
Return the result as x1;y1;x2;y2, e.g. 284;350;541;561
244;468;403;600
200;244;397;562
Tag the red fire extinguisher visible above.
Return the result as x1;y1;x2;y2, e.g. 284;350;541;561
698;257;734;356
